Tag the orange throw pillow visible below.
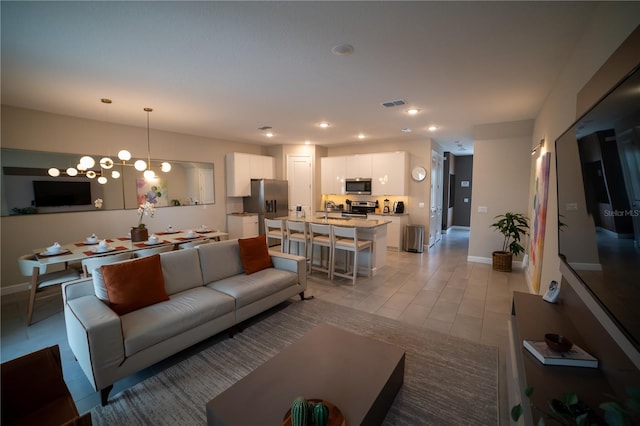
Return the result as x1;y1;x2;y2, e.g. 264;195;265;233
238;234;273;275
101;254;169;315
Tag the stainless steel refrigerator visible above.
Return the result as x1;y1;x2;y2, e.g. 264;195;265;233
243;179;289;236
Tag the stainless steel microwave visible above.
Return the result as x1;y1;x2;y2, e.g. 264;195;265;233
345;178;372;195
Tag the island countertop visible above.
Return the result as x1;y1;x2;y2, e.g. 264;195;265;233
277;215;390;228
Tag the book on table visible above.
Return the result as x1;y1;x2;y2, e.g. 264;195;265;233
523;340;598;368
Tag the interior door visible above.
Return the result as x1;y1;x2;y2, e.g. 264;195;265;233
287;154;313;215
429;150;444;246
429;152;438;247
435;153;443;243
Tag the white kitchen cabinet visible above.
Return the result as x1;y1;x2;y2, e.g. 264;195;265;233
227;213;259;239
320;156;347;195
371;152;408;196
226;153;274;197
349;154;372;179
250;155;274;180
369;214;409;251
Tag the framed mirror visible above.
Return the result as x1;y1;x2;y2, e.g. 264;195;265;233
1;148;215;216
411;166;427;182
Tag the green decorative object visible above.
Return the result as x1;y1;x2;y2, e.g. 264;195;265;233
312;401;329;426
291;397;308;426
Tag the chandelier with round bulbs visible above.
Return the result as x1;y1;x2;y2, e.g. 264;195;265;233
47;100;171;185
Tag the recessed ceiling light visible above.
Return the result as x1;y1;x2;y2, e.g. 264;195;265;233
331;43;354;56
304;140;311;145
407;108;420;115
401;128;412;133
265;132;274;138
319;122;330;128
428;125;438;131
357;134;365;139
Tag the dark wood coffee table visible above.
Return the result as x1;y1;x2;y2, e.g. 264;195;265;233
206;323;405;426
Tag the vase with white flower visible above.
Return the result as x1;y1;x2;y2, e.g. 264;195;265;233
131;201;156;242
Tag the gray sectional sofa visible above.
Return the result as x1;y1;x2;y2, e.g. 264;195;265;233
62;239;307;405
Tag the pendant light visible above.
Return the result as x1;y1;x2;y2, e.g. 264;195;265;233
47;99;170;183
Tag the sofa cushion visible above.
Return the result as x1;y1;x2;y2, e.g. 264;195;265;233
101;255;169;315
120;287;235;357
237;234;273;274
197;239;245;283
207;267;297;308
159;248;204;295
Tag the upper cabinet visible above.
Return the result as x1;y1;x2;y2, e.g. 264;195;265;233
226;153;274;197
320;152;407;195
371;152;407;196
349;154;372;179
321;156;347;195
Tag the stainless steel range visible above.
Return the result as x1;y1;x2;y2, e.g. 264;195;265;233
343;200;377;218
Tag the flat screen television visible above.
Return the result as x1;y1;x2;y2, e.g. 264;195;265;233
32;180;92;207
556;62;640;358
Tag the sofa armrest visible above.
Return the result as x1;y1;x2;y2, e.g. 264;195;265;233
63;278;94;302
270;251;307;289
64;295;124;391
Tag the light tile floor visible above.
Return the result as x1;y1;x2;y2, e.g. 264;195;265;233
1;228;528;423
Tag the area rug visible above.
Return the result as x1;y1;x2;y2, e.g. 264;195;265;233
91;298;499;425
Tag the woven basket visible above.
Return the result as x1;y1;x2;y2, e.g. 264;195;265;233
492;251;513;272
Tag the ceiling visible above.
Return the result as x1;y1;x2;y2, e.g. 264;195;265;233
1;1;598;154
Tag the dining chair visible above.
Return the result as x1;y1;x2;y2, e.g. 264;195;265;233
17;254;81;326
264;218;286;252
134;244;174;258
81;252;133;277
286;220;310;272
178;239;211;249
331;225;372;285
308;223;334;279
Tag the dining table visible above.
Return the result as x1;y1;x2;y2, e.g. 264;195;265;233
30;229;229;270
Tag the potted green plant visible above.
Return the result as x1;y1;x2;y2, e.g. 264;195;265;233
490;212;529;272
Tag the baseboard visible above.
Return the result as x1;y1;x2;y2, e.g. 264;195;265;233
1;282;29;296
467;255;527;270
446;226;470;232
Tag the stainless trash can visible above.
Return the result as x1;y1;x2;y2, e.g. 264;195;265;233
404;225;424;253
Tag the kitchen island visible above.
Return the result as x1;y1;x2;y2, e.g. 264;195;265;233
278;215;389;276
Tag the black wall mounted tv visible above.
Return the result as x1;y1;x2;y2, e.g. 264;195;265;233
33;180;92;207
556;62;640;357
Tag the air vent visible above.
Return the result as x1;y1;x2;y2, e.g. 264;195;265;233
381;99;406;108
258;126;272;131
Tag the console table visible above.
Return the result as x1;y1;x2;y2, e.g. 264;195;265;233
507;292;615;425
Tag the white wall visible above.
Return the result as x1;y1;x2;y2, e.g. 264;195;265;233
468;120;534;265
527;6;640;296
0;105;267;291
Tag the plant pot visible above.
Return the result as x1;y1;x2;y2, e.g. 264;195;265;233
131;227;149;243
492;251;513;272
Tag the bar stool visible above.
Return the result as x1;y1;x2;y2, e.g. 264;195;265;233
265;218;287;252
309;223;334;279
286;220;310;271
331;225;372;285
17;254;82;326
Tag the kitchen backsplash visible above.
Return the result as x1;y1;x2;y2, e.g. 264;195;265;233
321;194;408;214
